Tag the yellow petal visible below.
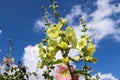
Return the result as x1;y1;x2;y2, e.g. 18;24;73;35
62;57;69;64
76;38;87;50
60;18;67;25
84;35;90;41
73;56;80;61
38;43;46;59
87;42;96;55
38;62;44;69
66;27;77;48
59;41;68;49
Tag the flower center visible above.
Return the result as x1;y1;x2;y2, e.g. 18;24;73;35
61;70;69;77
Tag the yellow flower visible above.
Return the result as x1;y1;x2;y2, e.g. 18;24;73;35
85;56;97;63
76;38;87;50
47;53;55;58
38;62;44;69
87;42;96;56
84;35;90;41
48;46;58;54
46;23;63;38
62;57;69;64
85;56;93;61
66;27;77;48
38;43;46;59
60;18;66;25
73;56;80;61
59;41;68;49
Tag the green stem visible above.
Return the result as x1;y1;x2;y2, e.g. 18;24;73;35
84;60;88;80
47;66;50;80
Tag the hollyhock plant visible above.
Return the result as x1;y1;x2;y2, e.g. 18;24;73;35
55;63;78;80
38;1;99;80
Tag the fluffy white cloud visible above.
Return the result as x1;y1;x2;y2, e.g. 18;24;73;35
33;14;55;32
65;0;120;44
22;45;40;72
22;44;44;80
93;73;118;80
65;5;87;25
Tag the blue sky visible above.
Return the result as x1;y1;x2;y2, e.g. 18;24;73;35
0;0;120;79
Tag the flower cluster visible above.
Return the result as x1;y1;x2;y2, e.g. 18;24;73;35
38;1;98;80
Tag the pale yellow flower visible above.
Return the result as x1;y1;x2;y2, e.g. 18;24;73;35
38;43;46;59
84;35;90;41
73;56;80;61
76;38;87;50
65;27;77;48
87;42;96;56
38;62;44;69
47;52;56;58
46;23;63;38
60;18;67;25
85;56;93;61
59;41;68;49
62;57;69;64
47;38;58;54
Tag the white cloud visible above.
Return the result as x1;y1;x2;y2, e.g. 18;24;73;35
22;45;40;72
33;14;55;33
65;0;120;44
33;19;46;32
65;5;87;25
93;73;118;80
22;44;45;80
78;73;118;80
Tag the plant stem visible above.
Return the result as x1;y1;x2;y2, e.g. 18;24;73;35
47;66;50;80
67;62;74;80
84;60;88;80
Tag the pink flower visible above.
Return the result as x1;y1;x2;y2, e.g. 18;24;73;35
9;58;14;66
55;64;79;80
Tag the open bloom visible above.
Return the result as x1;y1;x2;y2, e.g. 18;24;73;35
76;38;87;50
87;42;96;56
66;27;77;48
55;64;78;80
46;23;63;38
